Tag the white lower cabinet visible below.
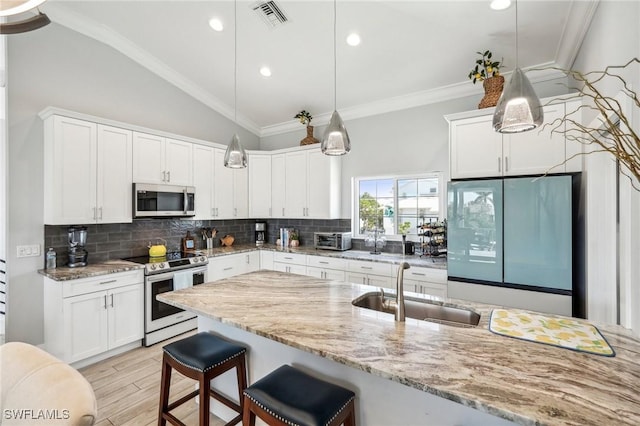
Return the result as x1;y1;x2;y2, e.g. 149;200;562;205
44;270;144;364
260;250;274;270
347;260;395;289
306;255;346;280
403;266;448;298
208;252;260;281
273;252;307;275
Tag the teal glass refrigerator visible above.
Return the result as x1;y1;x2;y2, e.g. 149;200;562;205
447;175;583;316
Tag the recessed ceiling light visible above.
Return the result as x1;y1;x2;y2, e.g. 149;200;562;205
260;66;272;77
490;0;511;10
346;33;361;47
208;18;224;31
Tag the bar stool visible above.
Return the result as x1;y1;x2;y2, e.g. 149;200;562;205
158;332;247;426
242;365;356;426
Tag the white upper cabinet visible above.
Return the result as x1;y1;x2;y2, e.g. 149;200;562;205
248;153;272;218
213;148;248;219
44;115;132;225
271;147;341;219
271;154;286;218
96;125;133;223
132;132;192;185
193;144;215;220
447;99;582;179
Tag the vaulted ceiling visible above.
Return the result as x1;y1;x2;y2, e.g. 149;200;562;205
40;0;599;136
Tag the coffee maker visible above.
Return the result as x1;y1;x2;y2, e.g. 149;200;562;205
255;222;266;246
68;226;88;267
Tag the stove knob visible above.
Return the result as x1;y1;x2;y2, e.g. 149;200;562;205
200;256;206;262
159;263;165;269
193;257;199;263
150;264;157;270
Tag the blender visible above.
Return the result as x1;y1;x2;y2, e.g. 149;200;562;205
68;226;88;267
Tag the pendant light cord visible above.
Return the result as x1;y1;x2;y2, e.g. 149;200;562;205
333;0;337;111
234;0;238;128
514;0;519;68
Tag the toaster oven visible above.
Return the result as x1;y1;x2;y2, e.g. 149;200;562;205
314;232;352;251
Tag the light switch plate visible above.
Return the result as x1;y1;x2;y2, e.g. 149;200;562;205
17;244;40;258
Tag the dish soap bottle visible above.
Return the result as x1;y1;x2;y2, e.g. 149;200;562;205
45;248;57;269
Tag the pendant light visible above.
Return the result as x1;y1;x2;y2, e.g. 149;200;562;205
0;10;50;34
224;0;248;168
321;0;351;156
492;0;543;133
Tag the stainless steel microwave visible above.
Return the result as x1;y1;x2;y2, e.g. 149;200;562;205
314;232;352;251
133;183;195;218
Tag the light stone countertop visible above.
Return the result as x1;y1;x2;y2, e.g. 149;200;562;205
39;244;444;281
158;270;640;426
38;259;143;281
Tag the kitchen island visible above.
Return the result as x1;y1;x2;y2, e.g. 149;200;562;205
158;270;640;426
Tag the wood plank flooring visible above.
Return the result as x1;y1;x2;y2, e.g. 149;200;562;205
79;331;226;426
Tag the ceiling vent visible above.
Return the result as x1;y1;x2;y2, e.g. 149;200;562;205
252;1;289;29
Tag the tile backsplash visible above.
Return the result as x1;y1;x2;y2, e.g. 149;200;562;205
44;218;351;265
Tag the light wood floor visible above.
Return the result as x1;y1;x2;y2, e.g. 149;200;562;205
79;331;226;426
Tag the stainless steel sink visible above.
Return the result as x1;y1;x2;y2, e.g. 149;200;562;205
352;291;480;327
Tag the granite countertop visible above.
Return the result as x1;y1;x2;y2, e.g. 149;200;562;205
38;260;143;281
38;244;444;281
158;270;640;426
198;243;448;270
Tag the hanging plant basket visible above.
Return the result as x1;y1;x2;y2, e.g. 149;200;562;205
478;75;505;109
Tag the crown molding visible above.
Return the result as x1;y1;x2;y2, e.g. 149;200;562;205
555;0;600;68
42;2;262;137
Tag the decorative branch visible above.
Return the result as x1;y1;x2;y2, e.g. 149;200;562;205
540;58;640;190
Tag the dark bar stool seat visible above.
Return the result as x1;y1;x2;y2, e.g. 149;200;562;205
158;332;247;426
243;365;356;426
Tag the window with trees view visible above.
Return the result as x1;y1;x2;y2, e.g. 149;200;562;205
353;173;443;238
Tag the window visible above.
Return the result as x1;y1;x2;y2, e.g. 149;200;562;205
353;173;444;239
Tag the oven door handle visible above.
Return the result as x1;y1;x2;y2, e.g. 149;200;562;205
146;271;175;283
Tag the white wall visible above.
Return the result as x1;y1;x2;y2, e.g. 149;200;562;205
572;0;640;333
260;79;569;219
6;22;258;344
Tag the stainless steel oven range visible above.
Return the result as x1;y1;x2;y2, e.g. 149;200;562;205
124;252;208;346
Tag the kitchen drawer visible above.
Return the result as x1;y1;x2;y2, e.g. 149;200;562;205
273;252;307;266
307;255;347;270
405;280;447;299
307;266;345;281
347;260;393;277
62;270;143;298
404;266;447;284
273;262;307;275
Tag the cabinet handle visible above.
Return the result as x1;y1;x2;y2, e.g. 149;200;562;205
505;156;509;172
319;261;329;264
269;207;272;216
211;208;214;217
110;294;114;308
93;207;97;220
246;255;250;264
498;157;501;172
234;207;237;216
223;267;233;271
100;279;117;285
103;295;108;309
282;208;285;216
167;171;171;182
163;171;166;182
284;256;293;260
411;272;426;276
99;207;103;220
361;266;373;270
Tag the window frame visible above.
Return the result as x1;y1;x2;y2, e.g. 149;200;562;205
351;172;446;241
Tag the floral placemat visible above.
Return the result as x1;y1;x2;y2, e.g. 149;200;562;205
489;309;615;357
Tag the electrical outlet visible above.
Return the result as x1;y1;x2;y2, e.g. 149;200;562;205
16;244;41;258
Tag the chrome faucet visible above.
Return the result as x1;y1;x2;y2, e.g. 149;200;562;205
395;262;410;322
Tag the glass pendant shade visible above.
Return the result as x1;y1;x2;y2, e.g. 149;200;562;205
321;110;351;156
493;67;543;133
224;133;247;168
